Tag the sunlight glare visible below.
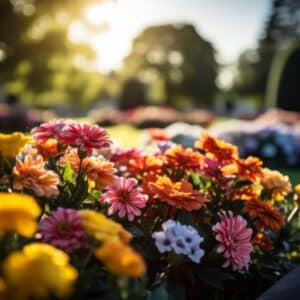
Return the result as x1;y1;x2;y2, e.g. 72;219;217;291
85;2;116;26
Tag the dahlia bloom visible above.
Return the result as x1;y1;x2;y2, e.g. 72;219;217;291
195;132;238;164
82;155;116;189
164;145;202;170
59;123;111;155
13;154;60;198
212;211;253;271
152;220;204;263
95;240;146;278
2;243;77;299
149;176;209;211
31;120;69;144
39;208;87;253
244;198;285;231
0;192;41;237
100;176;148;221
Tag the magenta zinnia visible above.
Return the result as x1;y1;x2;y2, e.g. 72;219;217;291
31;120;69;144
39;208;87;253
212;211;253;271
60;123;111;155
100;176;148;221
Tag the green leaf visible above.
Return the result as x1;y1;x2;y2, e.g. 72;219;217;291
146;281;169;300
195;267;235;290
63;160;75;183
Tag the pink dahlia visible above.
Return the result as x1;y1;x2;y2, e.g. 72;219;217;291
31;120;69;144
212;211;253;271
39;208;87;253
100;176;148;221
60;123;111;155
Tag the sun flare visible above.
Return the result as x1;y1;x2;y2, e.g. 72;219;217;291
68;1;134;73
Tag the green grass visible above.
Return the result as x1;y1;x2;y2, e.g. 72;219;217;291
106;125;142;148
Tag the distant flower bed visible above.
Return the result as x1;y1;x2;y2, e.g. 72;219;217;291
0;120;299;299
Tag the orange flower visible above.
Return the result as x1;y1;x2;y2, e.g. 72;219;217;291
230;185;260;201
261;168;291;201
164;145;201;170
223;157;263;183
149;175;209;211
148;128;169;141
195;132;238;163
37;138;60;159
59;148;80;173
253;232;273;252
95;240;146;278
244;198;285;231
82;156;116;189
128;154;163;176
13;155;60;198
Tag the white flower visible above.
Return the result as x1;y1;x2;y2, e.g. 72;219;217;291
188;245;205;263
152;220;205;263
152;231;173;253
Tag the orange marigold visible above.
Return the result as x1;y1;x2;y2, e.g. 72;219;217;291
223;156;263;183
82;156;116;189
149;175;209;211
128;154;163;176
36;138;60;159
195;132;238;163
164;145;202;171
244;198;285;231
13;155;60;198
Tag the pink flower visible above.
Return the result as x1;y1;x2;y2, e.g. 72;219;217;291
31;120;69;144
212;211;253;271
60;123;111;155
39;208;87;253
100;176;148;221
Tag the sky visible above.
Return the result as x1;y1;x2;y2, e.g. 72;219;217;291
71;0;272;73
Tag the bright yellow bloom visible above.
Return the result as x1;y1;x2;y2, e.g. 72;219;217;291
0;132;33;157
2;243;78;300
79;210;132;243
95;240;146;278
0;193;41;237
294;184;300;203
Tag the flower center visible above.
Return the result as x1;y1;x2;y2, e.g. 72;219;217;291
57;222;71;235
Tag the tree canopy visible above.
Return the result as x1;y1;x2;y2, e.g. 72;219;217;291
0;0;105;106
232;0;300;98
121;23;218;107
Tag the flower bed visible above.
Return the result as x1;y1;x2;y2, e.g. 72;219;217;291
0;120;299;300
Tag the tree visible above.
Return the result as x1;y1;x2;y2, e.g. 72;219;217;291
121;24;217;107
232;0;300;98
0;0;105;106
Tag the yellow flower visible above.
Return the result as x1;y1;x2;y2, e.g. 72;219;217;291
2;243;78;300
79;210;132;243
0;132;33;157
294;184;300;202
0;193;41;237
261;168;291;201
95;240;146;278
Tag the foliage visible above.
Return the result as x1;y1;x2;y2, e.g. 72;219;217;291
232;0;300;97
0;0;105;106
121;24;218;107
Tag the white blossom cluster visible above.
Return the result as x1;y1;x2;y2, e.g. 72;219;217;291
152;220;204;263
